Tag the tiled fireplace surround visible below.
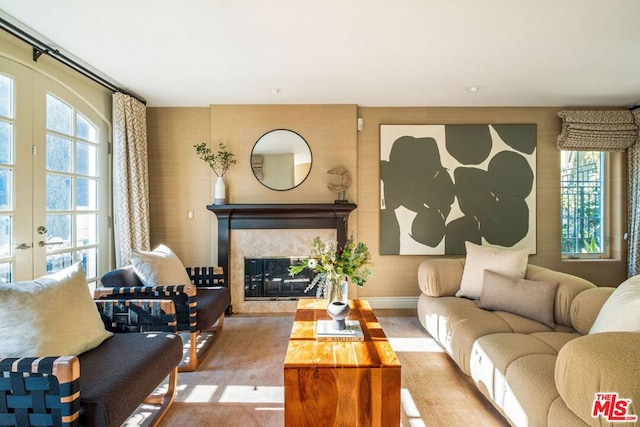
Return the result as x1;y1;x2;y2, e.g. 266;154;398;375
208;204;357;314
231;229;336;313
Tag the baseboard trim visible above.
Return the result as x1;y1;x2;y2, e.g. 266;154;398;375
365;296;419;309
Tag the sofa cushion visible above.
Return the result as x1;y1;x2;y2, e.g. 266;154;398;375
447;311;516;376
78;332;183;426
555;332;640;426
492;311;554;334
100;265;143;287
456;241;529;299
418;258;465;297
504;354;559;427
547;398;588;427
471;333;558;405
131;244;192;287
528;332;580;353
525;264;596;328
195;286;231;330
479;270;558;327
570;287;616;335
0;263;113;358
589;275;640;334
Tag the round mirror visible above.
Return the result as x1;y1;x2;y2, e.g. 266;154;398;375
251;129;312;190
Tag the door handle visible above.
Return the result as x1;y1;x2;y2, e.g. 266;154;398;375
14;243;32;250
38;240;63;247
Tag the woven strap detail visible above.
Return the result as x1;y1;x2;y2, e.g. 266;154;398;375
97;285;197;332
187;266;225;287
95;299;178;333
0;357;80;427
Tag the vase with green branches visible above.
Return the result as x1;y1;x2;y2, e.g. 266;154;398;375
194;142;236;204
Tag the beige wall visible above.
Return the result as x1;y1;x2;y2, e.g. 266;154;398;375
357;107;627;293
147;104;358;265
146;105;628;301
0;31;112;122
210;104;358;205
147;107;213;266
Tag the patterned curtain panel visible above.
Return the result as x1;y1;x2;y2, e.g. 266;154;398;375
628;109;640;277
557;110;638;151
112;92;151;266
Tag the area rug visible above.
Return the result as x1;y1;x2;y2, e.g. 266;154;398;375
128;314;508;426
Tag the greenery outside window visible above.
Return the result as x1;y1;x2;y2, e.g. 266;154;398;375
561;151;609;259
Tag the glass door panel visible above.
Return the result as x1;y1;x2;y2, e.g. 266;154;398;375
41;92;103;282
0;55;108;284
0;57;33;282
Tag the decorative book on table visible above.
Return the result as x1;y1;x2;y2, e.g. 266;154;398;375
316;320;364;341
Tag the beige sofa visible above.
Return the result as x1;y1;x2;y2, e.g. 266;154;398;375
417;258;640;427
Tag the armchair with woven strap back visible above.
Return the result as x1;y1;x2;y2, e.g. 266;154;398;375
95;266;231;372
0;298;182;427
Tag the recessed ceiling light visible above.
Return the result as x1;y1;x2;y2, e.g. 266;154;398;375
467;85;480;92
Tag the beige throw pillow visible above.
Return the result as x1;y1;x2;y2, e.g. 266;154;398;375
589;275;640;334
0;263;113;357
131;244;192;287
479;270;558;327
456;241;529;299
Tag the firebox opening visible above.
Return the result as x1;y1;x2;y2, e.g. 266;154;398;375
244;257;316;300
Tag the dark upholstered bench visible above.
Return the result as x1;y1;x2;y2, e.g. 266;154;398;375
96;266;231;371
77;332;182;425
0;300;183;427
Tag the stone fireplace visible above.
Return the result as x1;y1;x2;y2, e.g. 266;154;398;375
207;203;357;313
231;229;335;312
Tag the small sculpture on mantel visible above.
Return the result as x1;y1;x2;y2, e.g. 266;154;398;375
327;167;352;204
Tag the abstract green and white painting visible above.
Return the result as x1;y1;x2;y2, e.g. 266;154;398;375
380;124;536;255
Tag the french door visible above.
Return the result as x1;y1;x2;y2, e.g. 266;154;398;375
0;56;109;285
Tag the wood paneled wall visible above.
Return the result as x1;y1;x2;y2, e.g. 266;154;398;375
146;105;627;300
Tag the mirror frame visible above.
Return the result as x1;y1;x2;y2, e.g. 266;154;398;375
250;129;313;191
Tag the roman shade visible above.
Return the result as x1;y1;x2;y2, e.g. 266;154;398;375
557;109;638;151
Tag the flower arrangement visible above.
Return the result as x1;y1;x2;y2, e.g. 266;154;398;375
288;235;373;301
193;142;237;177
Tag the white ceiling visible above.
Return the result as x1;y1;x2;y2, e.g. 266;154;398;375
1;1;639;108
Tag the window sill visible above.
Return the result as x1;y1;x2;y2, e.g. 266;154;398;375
561;257;619;263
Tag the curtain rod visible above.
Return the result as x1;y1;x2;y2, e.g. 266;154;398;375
0;15;146;105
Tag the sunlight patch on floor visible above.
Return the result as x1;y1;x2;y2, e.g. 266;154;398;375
182;384;219;402
388;336;445;352
218;385;284;403
123;409;153;426
401;387;426;427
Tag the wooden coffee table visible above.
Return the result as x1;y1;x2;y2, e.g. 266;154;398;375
284;299;401;426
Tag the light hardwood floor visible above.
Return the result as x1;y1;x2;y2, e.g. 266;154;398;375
130;309;508;426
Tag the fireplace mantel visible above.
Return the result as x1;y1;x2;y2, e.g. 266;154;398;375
207;203;357;286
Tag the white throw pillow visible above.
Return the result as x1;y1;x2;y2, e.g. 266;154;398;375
589;275;640;334
0;263;113;357
131;244;192;287
456;241;529;299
